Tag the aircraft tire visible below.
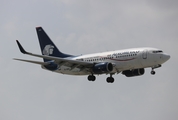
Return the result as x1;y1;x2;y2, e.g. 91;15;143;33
88;75;96;81
151;71;156;75
106;77;114;83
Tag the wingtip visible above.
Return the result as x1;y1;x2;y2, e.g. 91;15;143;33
13;58;20;61
16;40;28;54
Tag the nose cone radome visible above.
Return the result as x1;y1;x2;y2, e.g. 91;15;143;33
163;54;170;62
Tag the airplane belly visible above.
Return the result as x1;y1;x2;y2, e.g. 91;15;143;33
115;57;143;71
55;66;89;75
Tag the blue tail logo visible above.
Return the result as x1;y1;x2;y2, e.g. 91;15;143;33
36;27;74;62
43;45;54;55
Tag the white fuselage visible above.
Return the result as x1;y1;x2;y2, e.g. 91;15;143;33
15;27;171;83
43;47;170;75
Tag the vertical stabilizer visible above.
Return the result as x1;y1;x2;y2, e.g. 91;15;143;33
36;27;73;62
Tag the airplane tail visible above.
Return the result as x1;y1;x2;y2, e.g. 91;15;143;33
36;27;74;62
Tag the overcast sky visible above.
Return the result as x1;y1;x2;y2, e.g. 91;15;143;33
0;0;178;120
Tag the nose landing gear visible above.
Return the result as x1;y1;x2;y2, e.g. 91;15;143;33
151;64;161;75
151;70;156;75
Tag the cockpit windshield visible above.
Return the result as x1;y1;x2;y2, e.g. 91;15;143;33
152;50;163;53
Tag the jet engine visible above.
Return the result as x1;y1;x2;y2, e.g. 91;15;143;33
92;62;113;74
122;68;145;77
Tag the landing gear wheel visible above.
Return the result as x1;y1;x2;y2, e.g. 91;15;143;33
106;77;114;83
88;75;96;81
151;71;156;75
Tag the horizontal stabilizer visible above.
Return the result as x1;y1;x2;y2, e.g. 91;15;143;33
13;58;49;65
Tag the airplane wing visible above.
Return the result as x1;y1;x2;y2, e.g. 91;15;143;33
15;40;94;69
13;58;49;65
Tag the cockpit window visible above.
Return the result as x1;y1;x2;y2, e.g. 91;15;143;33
152;50;163;53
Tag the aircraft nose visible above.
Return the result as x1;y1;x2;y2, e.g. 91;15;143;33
162;54;170;62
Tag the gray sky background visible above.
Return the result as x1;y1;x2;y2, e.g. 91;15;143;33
0;0;178;120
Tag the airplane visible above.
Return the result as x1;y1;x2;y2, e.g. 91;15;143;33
14;27;170;83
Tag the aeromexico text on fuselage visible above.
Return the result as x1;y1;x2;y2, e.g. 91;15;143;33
75;50;140;62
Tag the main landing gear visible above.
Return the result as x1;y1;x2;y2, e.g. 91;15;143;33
87;74;115;83
87;75;96;81
106;74;114;83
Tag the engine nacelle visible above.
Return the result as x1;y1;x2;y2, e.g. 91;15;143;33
122;68;145;77
43;61;58;71
92;62;113;74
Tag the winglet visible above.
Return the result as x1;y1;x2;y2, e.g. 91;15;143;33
16;40;28;54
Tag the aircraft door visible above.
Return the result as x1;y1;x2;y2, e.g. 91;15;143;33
142;50;147;59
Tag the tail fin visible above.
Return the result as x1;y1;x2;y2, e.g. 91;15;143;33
36;27;74;62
